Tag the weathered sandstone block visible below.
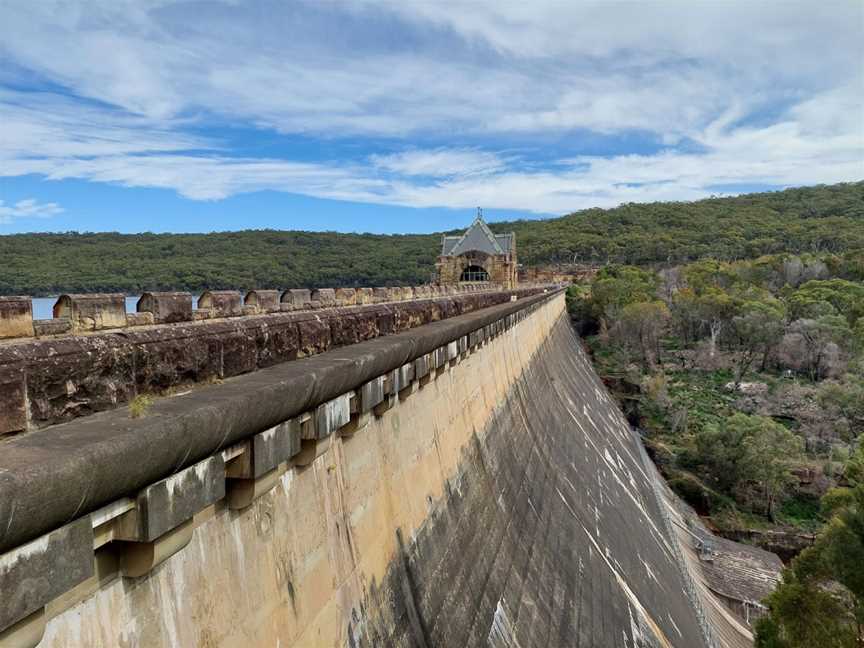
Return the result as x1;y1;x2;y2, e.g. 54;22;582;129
198;291;242;317
359;376;386;412
314;394;352;439
235;419;302;478
244;290;281;313
0;517;93;632
137;292;193;323
115;456;225;543
356;287;374;304
328;306;381;346
54;294;126;332
280;289;311;309
404;300;439;329
294;312;332;357
0;365;27;436
311;288;336;307
334;288;357;306
33;318;72;337
126;312;154;327
0;296;34;339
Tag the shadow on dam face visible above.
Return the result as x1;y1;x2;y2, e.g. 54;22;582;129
29;294;708;648
361;316;708;648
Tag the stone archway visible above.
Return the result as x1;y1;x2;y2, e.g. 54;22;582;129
460;264;489;282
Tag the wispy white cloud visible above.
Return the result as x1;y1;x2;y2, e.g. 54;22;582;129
3;0;860;137
0;0;861;216
371;149;506;177
0;89;206;163
0;198;64;224
23;154;386;202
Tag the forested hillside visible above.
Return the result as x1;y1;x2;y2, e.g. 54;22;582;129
566;254;864;647
1;182;861;295
510;181;864;265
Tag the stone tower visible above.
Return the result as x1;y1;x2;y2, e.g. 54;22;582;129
436;210;517;289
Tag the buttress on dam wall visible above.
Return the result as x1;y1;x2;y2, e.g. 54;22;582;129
1;290;714;648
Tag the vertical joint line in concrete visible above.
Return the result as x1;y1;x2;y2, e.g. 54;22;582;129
395;527;431;648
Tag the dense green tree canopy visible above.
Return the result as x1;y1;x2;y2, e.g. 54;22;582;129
756;444;864;648
507;181;863;266
788;279;864;325
590;265;659;322
695;413;802;516
0;181;861;295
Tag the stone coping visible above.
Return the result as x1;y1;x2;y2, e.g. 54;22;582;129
0;286;557;437
0;289;561;556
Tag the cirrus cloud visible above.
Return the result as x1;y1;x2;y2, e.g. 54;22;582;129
0;0;861;221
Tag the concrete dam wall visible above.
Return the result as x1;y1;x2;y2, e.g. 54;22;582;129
0;291;710;648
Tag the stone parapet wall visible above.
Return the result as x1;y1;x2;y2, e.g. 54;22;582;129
519;263;599;285
0;291;562;648
0;283;519;341
0;296;35;339
0;286;557;437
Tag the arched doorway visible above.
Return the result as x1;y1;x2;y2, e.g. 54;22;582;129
460;265;489;282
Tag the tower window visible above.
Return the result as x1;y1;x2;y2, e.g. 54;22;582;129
460;265;489;282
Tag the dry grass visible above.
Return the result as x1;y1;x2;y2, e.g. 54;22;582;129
129;394;154;419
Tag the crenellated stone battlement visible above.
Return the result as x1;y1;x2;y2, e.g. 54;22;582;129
0;283;512;341
0;285;556;437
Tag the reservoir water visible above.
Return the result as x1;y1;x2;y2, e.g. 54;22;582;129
30;296;200;320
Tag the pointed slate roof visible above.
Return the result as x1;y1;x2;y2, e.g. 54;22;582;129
441;216;514;257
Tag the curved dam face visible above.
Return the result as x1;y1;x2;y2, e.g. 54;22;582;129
10;293;706;648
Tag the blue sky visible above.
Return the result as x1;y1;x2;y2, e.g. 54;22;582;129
1;1;862;235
